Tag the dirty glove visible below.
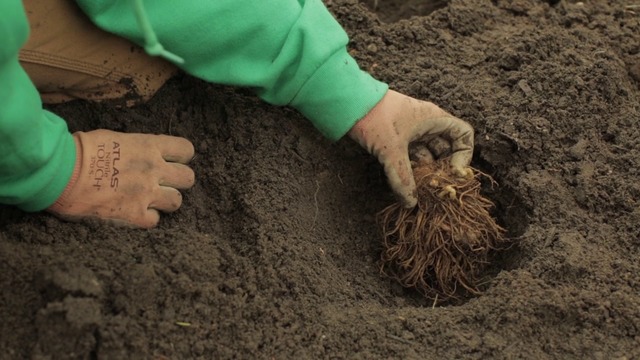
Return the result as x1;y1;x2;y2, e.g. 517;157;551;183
48;130;195;228
348;90;474;208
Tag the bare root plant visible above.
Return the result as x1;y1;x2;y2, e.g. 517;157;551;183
378;159;507;301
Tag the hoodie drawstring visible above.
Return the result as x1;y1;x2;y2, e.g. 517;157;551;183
130;0;184;64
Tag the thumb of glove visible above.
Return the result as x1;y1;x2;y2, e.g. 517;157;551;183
348;110;418;208
378;146;418;208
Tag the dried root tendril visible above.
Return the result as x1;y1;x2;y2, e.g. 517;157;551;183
378;160;507;301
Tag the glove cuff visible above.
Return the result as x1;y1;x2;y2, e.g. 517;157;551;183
47;134;83;213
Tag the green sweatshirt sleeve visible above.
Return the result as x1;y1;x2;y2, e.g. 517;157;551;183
76;0;388;141
0;0;77;211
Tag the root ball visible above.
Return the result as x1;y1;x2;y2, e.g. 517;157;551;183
378;160;507;301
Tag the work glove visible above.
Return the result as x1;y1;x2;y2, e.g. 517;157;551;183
348;90;474;208
48;130;195;228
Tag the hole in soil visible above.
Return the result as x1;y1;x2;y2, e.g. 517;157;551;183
386;162;531;308
442;177;530;306
470;160;532;299
361;0;449;23
482;179;530;266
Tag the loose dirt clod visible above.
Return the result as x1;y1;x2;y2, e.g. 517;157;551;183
378;160;507;301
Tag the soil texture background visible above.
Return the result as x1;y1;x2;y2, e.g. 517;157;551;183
2;0;640;358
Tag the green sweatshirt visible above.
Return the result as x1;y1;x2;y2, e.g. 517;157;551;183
0;0;387;211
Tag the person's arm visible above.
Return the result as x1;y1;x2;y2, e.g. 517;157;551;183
1;0;196;228
76;0;388;141
77;0;474;208
0;0;76;211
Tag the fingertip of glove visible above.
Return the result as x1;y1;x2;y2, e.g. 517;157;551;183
453;166;474;180
400;192;418;209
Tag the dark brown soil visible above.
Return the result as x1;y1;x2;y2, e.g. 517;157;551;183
2;0;639;358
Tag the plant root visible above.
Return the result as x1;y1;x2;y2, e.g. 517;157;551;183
378;159;507;301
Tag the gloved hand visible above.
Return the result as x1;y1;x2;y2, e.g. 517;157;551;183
48;130;195;228
348;90;474;208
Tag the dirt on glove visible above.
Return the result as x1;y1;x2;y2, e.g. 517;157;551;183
1;0;640;359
